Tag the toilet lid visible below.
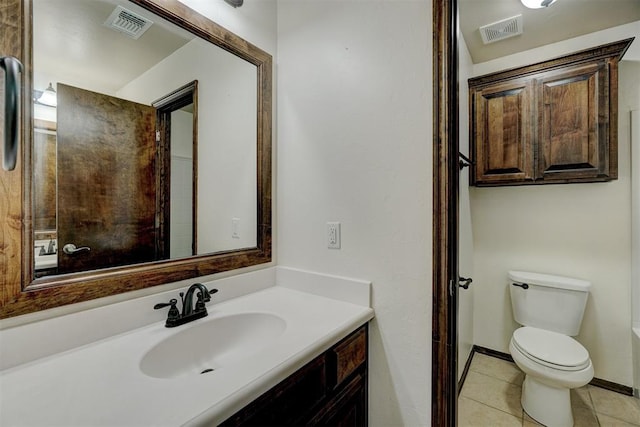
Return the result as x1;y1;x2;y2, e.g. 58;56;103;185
512;327;590;370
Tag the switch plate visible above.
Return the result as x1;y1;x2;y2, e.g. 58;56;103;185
327;222;341;249
232;218;240;239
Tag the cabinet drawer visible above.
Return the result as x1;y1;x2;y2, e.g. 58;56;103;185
329;327;367;388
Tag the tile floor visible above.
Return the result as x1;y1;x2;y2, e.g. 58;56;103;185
458;353;640;426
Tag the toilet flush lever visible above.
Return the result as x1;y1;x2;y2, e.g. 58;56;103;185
459;276;473;289
512;282;529;290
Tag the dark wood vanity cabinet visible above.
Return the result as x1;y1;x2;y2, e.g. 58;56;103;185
221;325;368;427
469;38;633;187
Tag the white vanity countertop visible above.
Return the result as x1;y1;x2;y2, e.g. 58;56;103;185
0;285;374;426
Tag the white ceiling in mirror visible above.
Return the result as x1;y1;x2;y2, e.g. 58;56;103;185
460;0;640;63
33;0;194;95
176;0;278;55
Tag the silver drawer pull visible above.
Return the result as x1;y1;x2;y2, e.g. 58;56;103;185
62;243;91;255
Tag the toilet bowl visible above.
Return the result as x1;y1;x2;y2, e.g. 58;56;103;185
509;327;594;427
508;271;593;427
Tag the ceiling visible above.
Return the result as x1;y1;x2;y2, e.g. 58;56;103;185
33;0;640;92
33;0;194;96
459;0;640;64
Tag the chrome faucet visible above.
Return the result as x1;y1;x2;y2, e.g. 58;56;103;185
154;283;218;328
35;239;57;256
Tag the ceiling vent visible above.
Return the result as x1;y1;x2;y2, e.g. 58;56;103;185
104;6;153;40
479;15;523;44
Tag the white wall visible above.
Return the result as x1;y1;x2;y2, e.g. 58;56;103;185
118;38;258;253
457;33;474;379
468;23;640;386
170;110;194;259
634;110;640;331
633;110;640;396
277;1;432;425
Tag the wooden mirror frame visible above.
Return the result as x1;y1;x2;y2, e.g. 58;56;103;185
0;0;272;319
432;0;458;425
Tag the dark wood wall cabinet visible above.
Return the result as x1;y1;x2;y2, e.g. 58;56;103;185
221;325;368;427
468;38;634;187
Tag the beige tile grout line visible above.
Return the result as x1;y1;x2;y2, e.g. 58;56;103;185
584;387;602;427
459;394;525;423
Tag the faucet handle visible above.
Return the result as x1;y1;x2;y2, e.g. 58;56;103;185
153;298;178;310
195;288;218;311
192;284;218;302
154;298;180;324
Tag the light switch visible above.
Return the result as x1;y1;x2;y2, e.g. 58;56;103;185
232;218;240;239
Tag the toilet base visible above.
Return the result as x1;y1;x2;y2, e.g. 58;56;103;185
521;375;573;427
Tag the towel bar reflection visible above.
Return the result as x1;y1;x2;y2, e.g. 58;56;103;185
0;56;23;171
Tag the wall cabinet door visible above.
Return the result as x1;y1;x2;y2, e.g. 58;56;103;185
471;79;534;185
468;38;631;187
537;62;611;182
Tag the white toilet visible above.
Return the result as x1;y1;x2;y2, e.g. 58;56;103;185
508;271;594;427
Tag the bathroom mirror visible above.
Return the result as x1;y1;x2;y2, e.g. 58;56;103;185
32;0;259;277
0;0;272;318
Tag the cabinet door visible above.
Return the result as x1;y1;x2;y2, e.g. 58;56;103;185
220;355;328;426
537;61;612;181
310;373;367;427
471;79;534;185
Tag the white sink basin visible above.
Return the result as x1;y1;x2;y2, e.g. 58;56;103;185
34;253;57;270
140;312;286;379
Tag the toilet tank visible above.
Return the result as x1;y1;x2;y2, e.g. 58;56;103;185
508;271;591;336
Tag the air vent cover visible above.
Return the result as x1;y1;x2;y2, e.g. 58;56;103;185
479;15;523;44
104;6;153;40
